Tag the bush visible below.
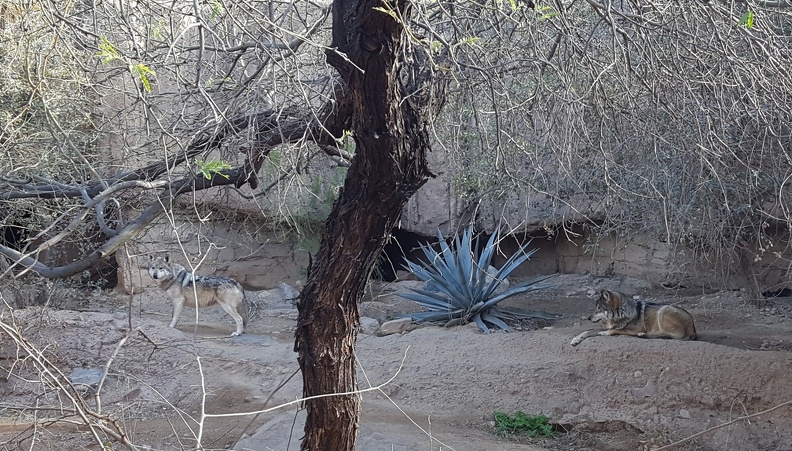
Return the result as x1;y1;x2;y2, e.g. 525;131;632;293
399;226;554;333
493;411;555;438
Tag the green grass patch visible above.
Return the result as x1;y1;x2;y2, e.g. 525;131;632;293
493;411;555;438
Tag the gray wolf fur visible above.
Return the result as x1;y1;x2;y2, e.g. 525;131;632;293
148;255;249;336
570;289;697;346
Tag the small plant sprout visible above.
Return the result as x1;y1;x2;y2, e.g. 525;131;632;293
399;226;555;333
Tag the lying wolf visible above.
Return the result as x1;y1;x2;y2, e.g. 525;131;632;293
148;255;249;336
570;289;697;346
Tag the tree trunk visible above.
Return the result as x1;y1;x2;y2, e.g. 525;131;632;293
295;1;435;449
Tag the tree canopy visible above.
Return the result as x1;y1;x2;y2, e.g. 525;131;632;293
2;2;792;284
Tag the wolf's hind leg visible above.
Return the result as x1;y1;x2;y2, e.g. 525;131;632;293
219;301;245;336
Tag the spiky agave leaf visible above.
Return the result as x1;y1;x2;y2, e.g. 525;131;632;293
480;311;512;332
471;230;500;298
407;228;479;308
481;241;538;300
399;226;555;332
404;260;470;310
410;309;466;322
473;275;555;314
437;228;476;303
470;313;489;332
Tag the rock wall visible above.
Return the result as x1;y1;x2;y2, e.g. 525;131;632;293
494;226;792;293
117;196;792;296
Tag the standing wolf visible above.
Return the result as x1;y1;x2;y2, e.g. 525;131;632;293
570;289;697;346
148;255;249;336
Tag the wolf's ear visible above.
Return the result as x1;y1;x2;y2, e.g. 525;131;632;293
600;290;615;303
164;255;170;263
149;255;154;262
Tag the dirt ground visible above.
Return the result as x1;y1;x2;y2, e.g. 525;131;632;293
2;273;792;451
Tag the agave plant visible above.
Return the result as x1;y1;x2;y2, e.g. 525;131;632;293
399;227;555;333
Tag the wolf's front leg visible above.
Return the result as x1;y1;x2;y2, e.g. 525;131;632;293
170;298;185;328
598;329;619;336
571;330;595;346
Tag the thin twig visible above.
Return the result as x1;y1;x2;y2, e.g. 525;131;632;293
652;399;792;451
229;367;301;449
95;327;142;414
204;345;411;419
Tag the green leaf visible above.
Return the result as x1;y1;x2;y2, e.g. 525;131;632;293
739;11;755;29
132;64;156;92
196;159;232;180
211;0;223;20
537;5;558;21
96;37;121;64
152;19;165;39
457;36;481;47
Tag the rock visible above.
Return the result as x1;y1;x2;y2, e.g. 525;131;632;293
379;318;413;335
394;270;418;281
232;334;273;346
279;282;301;304
487;265;510;289
630;379;656;398
360;301;390;323
69;368;105;392
699;394;715;407
678;408;691;419
398;170;462;236
114;252;143;295
424;280;442;293
122;388;141;402
359;317;380;335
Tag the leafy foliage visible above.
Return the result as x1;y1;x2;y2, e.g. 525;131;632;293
196;160;232;180
96;37;121;63
739;11;755;28
399;226;555;333
132;63;156;93
493;412;555;438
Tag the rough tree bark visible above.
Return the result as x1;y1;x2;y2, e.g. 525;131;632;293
294;0;438;449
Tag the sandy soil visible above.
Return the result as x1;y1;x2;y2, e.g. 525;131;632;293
2;273;792;451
